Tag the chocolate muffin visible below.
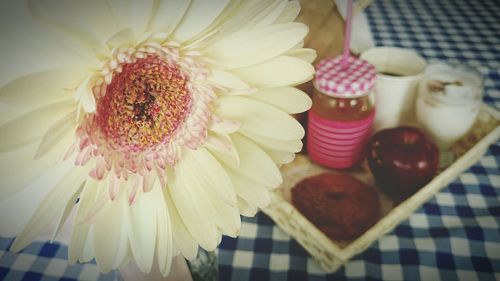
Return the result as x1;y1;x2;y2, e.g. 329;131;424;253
292;173;380;241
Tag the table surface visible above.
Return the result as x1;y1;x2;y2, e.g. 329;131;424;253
1;0;499;280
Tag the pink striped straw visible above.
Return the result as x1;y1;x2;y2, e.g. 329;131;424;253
341;0;353;69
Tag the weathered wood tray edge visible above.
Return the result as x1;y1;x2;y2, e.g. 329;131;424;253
262;104;500;273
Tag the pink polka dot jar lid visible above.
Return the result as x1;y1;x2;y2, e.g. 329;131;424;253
314;55;376;98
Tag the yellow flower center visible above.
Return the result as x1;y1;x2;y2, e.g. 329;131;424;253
96;55;192;151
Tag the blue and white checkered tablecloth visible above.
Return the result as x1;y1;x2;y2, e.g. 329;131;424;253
1;0;499;280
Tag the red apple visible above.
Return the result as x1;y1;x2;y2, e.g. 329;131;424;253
367;126;439;203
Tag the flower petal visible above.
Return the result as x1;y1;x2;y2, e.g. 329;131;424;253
176;148;240;237
154;183;174;276
106;28;136;49
236;196;258;217
231;55;315;87
0;1;99;84
230;134;282;187
208;115;241;134
206;22;308;69
189;147;237;205
10;165;88;252
204;132;240;168
0;132;74;199
247;86;312;114
35;110;77;159
173;0;231;43
127;181;158;274
208;0;287;36
240;132;303;153
0;99;75;153
0;106;28;127
163;188;198;261
68;179;99;265
93;184;128;273
50;183;82;242
226;169;271;209
126;0;157;35
75;75;99;113
195;0;298;52
27;0;114;53
166;167;219;251
187;0;272;48
216;95;305;140
0;158;73;238
262;148;296;165
207;70;251;91
0;69;87;107
252;0;289;28
113;228;131;270
80;229;96;263
275;0;301;23
286;48;318;63
150;0;191;36
104;0;132;33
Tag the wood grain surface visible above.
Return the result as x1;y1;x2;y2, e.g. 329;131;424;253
297;0;345;60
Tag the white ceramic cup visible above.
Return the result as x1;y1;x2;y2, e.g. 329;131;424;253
360;47;427;131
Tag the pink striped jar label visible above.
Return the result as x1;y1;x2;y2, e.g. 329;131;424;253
307;110;375;169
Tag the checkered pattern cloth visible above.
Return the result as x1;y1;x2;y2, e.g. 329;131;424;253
0;238;118;281
314;56;376;97
1;0;499;280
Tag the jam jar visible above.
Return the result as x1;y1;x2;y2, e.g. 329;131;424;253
307;56;376;169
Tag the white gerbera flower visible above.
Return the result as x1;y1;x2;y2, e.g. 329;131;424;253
0;0;315;276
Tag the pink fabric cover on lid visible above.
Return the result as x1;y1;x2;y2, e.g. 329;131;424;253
314;56;376;98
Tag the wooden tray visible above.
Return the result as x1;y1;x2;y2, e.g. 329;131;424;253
262;104;500;273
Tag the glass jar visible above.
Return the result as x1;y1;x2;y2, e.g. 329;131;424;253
416;62;483;167
416;62;483;150
307;56;376;169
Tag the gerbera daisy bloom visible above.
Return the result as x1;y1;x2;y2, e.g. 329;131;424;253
0;0;315;276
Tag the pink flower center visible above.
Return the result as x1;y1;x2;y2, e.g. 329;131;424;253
70;43;216;199
96;55;191;151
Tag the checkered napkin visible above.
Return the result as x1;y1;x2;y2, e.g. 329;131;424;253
0;0;499;280
0;238;118;281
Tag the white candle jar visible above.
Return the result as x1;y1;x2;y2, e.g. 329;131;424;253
416;62;483;151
